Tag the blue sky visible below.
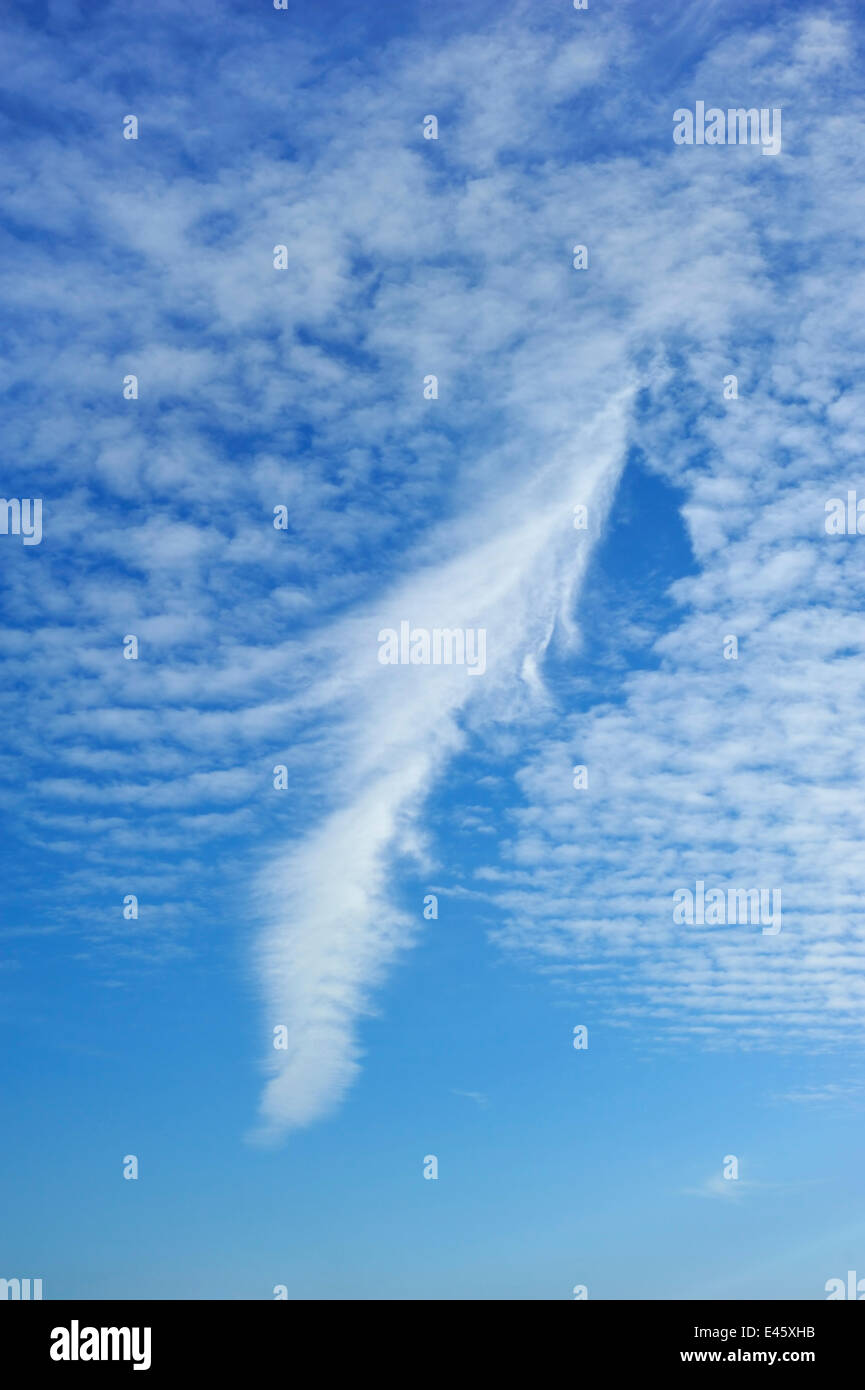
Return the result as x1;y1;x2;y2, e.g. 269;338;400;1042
2;0;865;1298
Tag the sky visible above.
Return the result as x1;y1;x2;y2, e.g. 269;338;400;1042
1;0;865;1299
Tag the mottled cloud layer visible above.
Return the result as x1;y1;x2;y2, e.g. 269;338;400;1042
1;1;861;1137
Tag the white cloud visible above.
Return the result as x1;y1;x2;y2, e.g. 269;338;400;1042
3;2;863;1135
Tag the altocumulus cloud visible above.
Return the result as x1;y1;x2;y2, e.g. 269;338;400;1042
1;1;862;1139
